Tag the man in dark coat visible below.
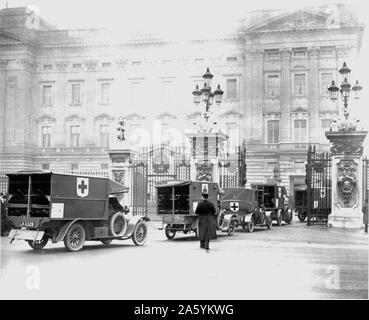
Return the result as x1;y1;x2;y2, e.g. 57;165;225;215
195;193;217;250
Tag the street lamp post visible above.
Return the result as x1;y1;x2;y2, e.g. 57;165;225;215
328;62;363;124
192;68;224;127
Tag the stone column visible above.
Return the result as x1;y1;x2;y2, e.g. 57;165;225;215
280;48;291;143
249;49;264;143
106;140;138;209
326;130;368;228
308;47;321;143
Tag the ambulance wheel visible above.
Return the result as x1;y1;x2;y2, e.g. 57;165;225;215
286;211;293;224
165;225;176;240
227;226;235;236
246;216;255;233
298;211;307;222
101;239;113;245
109;212;127;237
64;223;86;252
132;221;147;246
27;236;49;250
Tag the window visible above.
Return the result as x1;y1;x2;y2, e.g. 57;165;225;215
267;120;279;143
321;119;333;140
294;120;307;142
101;163;109;170
226;79;237;100
226;56;237;63
321;73;333;96
132;61;141;66
162;80;173;105
265;49;280;59
71;83;81;105
225;122;239;147
73;63;82;69
102;62;111;68
100;125;110;148
70;125;80;147
293;48;306;58
266;75;280;98
100;83;111;104
163;60;172;64
41;126;51;148
42;163;50;170
71;163;79;170
42;85;53;106
320;46;334;57
294;74;306;96
43;64;52;71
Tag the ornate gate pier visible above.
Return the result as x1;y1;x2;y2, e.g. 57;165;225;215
325;130;368;228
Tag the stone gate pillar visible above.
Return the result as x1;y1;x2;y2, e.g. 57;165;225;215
185;131;228;184
106;140;138;209
325;130;368;228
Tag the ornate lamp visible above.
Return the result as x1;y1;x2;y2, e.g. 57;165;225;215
192;68;224;126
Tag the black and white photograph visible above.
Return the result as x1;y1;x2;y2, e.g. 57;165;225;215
0;0;368;306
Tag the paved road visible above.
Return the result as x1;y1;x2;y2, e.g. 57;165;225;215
0;220;367;299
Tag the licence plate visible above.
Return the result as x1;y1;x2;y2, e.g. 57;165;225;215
8;229;45;241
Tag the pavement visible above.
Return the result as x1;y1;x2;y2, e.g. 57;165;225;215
0;219;367;300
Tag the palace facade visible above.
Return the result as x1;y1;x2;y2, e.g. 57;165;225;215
0;4;364;197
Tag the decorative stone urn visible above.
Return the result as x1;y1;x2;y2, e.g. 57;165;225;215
325;129;368;228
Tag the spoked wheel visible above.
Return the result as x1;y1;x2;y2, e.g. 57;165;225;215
64;222;86;252
101;239;113;245
246;216;255;233
165;225;176;240
132;221;148;246
27;236;49;250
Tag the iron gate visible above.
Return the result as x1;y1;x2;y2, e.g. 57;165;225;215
219;142;247;189
306;146;332;226
131;143;191;218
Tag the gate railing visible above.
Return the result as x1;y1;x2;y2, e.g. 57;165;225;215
306;146;332;226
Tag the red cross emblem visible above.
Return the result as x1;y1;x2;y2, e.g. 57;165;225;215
230;202;239;212
77;177;89;198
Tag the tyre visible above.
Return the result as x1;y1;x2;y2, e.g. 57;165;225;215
227;225;235;236
109;212;127;237
101;239;113;245
165;225;176;239
298;211;307;222
64;222;86;252
246;216;255;233
132;221;148;246
27;236;49;250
